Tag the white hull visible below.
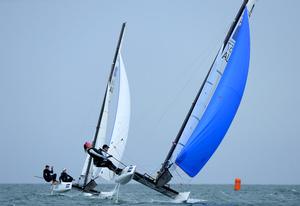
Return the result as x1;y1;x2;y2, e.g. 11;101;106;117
51;182;72;193
114;165;136;185
173;192;190;203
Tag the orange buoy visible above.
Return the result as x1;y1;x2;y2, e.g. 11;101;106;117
234;178;241;191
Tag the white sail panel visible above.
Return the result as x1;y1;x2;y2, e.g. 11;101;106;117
100;53;131;181
91;83;114;178
170;46;227;163
80;154;91;182
247;0;256;17
80;80;113;183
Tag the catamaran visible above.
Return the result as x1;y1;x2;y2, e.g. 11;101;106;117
73;23;136;196
132;0;257;202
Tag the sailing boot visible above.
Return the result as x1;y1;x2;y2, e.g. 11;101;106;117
115;168;123;175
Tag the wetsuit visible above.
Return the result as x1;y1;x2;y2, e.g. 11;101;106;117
87;148;122;175
59;172;73;182
43;168;57;182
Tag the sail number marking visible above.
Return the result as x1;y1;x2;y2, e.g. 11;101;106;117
222;40;235;62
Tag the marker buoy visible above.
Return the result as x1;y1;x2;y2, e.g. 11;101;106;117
234;178;241;191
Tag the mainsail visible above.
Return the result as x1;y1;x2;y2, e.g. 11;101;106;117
77;23;129;188
100;52;131;181
80;82;112;184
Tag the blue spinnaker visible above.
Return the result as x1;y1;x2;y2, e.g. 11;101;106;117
175;10;250;177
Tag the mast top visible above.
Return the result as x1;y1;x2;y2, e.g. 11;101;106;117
108;22;126;82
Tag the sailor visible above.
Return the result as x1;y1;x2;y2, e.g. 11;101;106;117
83;142;122;175
59;168;74;182
43;165;57;183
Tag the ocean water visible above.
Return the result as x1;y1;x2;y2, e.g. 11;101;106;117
0;184;299;206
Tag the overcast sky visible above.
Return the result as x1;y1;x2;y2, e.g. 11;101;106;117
0;0;299;184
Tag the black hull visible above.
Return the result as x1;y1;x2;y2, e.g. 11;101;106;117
133;172;179;199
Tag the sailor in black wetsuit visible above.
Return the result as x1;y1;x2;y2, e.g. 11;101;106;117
83;142;122;175
59;168;73;182
43;165;57;183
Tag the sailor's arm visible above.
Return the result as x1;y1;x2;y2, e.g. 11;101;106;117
99;148;113;158
68;174;73;181
88;148;107;159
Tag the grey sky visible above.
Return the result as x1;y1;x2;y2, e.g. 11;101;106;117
0;0;299;184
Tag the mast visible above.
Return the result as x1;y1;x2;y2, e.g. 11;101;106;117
156;0;249;185
223;0;249;51
83;22;126;186
156;51;219;186
109;22;127;82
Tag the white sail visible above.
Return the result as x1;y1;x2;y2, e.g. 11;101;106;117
91;83;113;178
79;78;114;184
75;23;131;192
100;53;131;181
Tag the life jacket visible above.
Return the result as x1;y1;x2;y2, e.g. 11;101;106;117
87;148;105;166
59;172;73;182
43;169;52;182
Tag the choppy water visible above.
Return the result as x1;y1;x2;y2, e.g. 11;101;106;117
0;184;299;206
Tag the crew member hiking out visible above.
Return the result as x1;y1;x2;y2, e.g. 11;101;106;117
83;142;122;175
43;165;57;184
59;168;74;182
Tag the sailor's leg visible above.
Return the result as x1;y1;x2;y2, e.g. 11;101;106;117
104;160;122;175
52;173;57;182
107;160;117;170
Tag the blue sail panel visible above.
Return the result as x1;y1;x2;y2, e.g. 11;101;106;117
175;10;250;177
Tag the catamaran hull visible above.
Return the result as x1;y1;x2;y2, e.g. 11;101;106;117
72;165;136;195
132;171;190;202
114;165;136;185
51;182;72;193
72;181;101;195
174;192;190;203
